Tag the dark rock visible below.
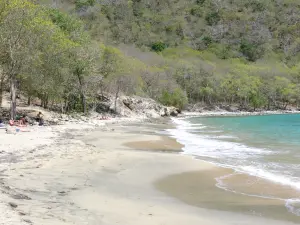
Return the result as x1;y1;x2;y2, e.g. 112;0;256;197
122;98;134;110
9;202;18;208
19;211;26;216
170;108;179;117
23;219;32;224
12;194;31;200
223;105;239;112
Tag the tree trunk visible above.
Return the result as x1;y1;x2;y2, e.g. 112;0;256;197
43;95;48;109
10;76;17;120
27;96;31;105
77;74;86;114
0;77;4;107
81;92;86;113
114;84;120;114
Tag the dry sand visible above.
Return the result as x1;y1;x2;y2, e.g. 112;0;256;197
0;120;299;225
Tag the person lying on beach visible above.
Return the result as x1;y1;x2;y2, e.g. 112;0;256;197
9;118;27;127
19;115;29;126
99;116;110;120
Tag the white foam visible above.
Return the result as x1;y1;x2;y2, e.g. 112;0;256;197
215;172;285;200
178;126;207;130
286;199;300;216
168;117;300;216
238;166;300;190
210;135;237;139
168;118;272;160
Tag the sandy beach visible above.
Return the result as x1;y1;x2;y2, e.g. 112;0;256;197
0;120;299;225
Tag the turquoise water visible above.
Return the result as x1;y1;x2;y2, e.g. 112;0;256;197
168;114;300;216
190;114;300;151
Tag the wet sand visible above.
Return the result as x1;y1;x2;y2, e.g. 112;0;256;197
0;121;299;224
155;168;300;223
219;172;300;200
124;136;183;152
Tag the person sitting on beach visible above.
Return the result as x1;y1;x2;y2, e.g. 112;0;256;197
36;112;44;126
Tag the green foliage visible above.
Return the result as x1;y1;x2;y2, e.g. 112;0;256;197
2;0;300;115
240;40;264;62
202;36;213;47
159;88;188;110
48;9;81;33
245;0;266;12
75;0;96;10
47;0;300;64
196;0;206;5
249;93;266;110
190;6;203;17
151;42;168;52
205;12;220;26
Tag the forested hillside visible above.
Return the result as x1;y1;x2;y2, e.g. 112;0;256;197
1;0;300;119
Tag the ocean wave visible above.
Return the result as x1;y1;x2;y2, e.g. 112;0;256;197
169;117;300;216
238;166;300;190
216;173;300;216
169;118;299;188
168;118;273;159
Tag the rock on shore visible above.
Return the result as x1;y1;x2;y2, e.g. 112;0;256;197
95;95;180;118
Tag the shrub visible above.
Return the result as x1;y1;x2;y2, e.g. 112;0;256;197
203;36;213;47
246;1;266;12
249;93;267;110
196;0;205;5
151;42;168;52
159;88;188;109
205;12;220;26
48;9;81;33
190;6;203;17
75;0;96;10
240;40;264;62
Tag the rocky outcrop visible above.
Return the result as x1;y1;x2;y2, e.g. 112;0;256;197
0;95;180;127
95;94;180;118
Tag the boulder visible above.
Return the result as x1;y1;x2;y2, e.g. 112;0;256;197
122;98;134;110
169;107;179;117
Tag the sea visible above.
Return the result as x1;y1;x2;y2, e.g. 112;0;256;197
168;114;300;216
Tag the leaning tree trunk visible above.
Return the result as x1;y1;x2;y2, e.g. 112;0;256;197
10;75;17;120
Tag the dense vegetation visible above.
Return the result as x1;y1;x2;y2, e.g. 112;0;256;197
1;0;300;119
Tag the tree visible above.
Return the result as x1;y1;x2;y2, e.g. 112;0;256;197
0;1;80;118
159;88;188;110
69;44;101;113
274;76;296;109
0;0;43;119
0;66;7;107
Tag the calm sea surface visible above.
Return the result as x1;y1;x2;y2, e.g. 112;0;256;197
168;114;300;216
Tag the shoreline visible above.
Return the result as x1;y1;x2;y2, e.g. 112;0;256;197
180;110;300;118
169;112;300;222
0;117;299;224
